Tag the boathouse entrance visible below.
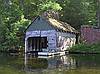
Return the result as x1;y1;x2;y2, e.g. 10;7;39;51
28;37;48;51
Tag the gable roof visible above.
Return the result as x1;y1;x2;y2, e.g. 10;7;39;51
26;16;78;33
26;16;55;31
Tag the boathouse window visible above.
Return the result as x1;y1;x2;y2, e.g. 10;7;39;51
28;37;48;51
41;37;48;48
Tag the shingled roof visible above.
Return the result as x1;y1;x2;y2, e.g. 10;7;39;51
26;16;78;34
47;17;78;33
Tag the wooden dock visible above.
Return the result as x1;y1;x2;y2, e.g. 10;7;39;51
26;51;66;56
38;52;59;56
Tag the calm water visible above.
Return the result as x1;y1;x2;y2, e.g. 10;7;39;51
0;53;100;74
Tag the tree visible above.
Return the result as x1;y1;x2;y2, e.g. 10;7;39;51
0;0;30;50
57;0;96;29
0;0;62;50
18;0;62;20
96;0;100;27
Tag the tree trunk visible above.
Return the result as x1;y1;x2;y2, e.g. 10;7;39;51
97;0;100;27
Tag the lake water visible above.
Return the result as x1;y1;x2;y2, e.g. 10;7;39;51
0;53;100;74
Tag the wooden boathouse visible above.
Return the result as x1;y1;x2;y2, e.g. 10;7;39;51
25;14;78;55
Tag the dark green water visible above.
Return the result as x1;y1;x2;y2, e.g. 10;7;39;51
0;53;100;74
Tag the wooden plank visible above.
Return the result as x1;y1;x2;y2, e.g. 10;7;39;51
57;32;76;38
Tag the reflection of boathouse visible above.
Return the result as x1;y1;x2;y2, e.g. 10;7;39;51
24;55;76;71
25;13;78;55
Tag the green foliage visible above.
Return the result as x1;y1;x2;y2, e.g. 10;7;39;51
0;0;61;51
58;0;96;29
39;1;62;11
70;43;100;53
0;1;31;51
18;0;62;19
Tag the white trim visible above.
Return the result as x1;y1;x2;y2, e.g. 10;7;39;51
25;41;27;53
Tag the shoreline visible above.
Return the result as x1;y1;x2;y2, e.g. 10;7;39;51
68;51;100;54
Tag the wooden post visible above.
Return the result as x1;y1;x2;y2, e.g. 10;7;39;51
25;38;28;53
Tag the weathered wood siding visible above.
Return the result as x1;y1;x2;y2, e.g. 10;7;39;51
25;30;76;52
25;30;57;52
57;32;76;51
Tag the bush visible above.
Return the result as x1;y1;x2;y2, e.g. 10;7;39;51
69;43;100;53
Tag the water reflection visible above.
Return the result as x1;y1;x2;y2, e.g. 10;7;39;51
24;54;77;71
71;54;100;68
24;54;100;72
1;53;100;74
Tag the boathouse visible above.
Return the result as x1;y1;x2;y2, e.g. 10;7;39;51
25;15;78;55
